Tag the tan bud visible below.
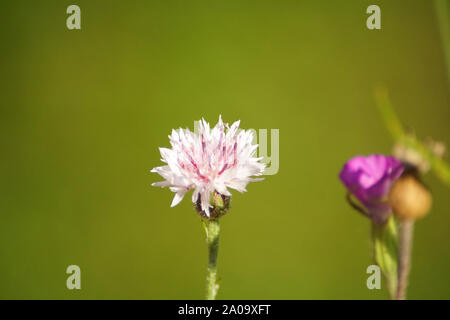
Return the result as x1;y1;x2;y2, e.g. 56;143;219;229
389;174;432;220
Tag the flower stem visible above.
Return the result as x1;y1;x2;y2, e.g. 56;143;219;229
204;219;220;300
396;219;414;300
372;217;398;299
434;0;450;85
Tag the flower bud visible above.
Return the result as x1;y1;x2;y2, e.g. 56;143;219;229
389;173;432;220
194;191;231;220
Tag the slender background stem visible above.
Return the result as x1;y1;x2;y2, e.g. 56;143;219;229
374;87;450;186
204;219;220;300
396;220;415;300
434;0;450;86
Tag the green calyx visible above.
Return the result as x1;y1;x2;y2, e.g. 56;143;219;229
194;191;231;220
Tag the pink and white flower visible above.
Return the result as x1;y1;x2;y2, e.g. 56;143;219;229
151;116;266;217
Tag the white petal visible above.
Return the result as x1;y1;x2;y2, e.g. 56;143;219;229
214;183;231;196
152;181;170;187
171;192;185;207
192;188;200;203
226;179;248;193
200;190;211;217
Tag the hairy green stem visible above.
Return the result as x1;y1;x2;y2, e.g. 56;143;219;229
204;219;220;300
396;220;414;300
372;217;398;299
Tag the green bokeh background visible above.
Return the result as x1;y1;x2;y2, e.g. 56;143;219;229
1;0;449;299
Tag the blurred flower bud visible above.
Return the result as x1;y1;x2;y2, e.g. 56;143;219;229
389;172;432;220
392;133;447;174
425;137;446;158
393;142;430;173
195;191;231;220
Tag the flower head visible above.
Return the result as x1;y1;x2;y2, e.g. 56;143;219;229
339;154;404;224
151;116;265;217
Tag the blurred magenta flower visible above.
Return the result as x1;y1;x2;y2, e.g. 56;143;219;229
339;154;404;224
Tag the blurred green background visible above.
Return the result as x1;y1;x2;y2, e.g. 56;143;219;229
0;0;449;299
